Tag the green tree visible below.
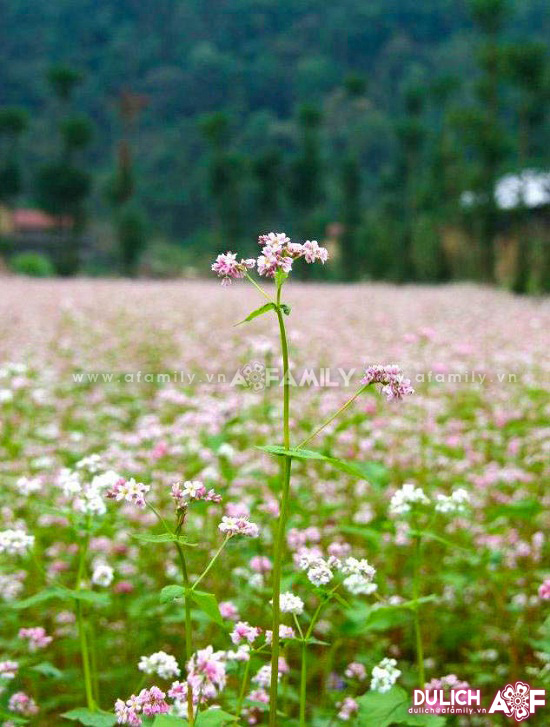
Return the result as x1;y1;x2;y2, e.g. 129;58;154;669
0;107;28;205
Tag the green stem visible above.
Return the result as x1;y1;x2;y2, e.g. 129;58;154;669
296;384;367;450
269;295;292;727
412;534;425;687
246;272;275;303
75;527;95;711
299;641;307;727
175;538;194;727
236;657;252;718
192;536;230;591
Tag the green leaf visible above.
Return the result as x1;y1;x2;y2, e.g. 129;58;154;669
160;585;186;604
67;589;110;606
189;590;224;626
196;709;238;726
235;303;276;325
257;445;374;481
12;587;67;610
410;530;471;552
153;716;188;726
62;708;117;726
357;686;446;727
30;661;63;679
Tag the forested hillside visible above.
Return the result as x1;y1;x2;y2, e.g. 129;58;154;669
0;0;549;285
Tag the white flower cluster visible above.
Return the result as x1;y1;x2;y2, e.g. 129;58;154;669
340;557;377;595
92;562;114;587
138;650;181;679
435;488;471;514
370;657;401;693
14;476;42;495
389;483;430;516
57;467;122;517
0;529;34;555
278;592;304;615
297;551;377;595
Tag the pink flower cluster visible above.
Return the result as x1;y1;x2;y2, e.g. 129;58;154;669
169;646;227;708
0;660;18;679
212;231;328;283
211;252;256;286
115;686;169;726
539;579;550;600
361;364;414;401
337;696;359;720
230;621;262;645
8;692;39;716
106;478;150;509
218;515;259;538
18;626;52;651
171;480;222;509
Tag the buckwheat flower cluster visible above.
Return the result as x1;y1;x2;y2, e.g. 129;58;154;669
57;466;122;517
211;252;256;285
138;651;181;680
539;579;550;600
435;488;471;514
277;592;304;615
115;686;169;726
171;480;222;509
218;515;259;538
226;644;251;662
337;696;359;721
0;661;18;680
8;692;39;716
169;645;227;707
264;624;296;644
0;529;34;555
340;557;377;595
212;231;328;284
370;657;401;693
345;662;367;681
14;476;42;495
230;621;262;646
92;562;114;587
106;478;150;509
361;364;414;402
389;483;430;516
18;627;52;651
298;551;334;586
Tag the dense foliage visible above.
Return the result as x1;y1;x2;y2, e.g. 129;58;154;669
0;0;549;285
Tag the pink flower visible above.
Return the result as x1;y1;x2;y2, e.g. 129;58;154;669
106;478;150;509
301;240;328;264
231;621;262;645
337;697;358;720
212;252;255;284
8;692;39;716
219;601;239;620
218;515;259;538
139;686;169;717
18;626;53;651
539;579;550;600
361;364;414;401
250;556;271;573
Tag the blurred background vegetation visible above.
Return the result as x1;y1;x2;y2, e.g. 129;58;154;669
0;0;549;291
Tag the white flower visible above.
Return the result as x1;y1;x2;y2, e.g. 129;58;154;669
92;562;114;587
14;477;42;495
57;468;82;496
370;657;401;693
0;529;34;555
339;557;376;580
218;516;259;538
277;592;304;615
435;488;471;514
76;454;103;473
343;574;378;595
138;651;181;679
389;483;430;516
308;563;333;586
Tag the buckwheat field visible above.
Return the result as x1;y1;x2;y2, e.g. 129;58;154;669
0;258;549;726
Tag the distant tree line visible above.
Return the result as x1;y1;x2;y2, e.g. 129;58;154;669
0;0;548;289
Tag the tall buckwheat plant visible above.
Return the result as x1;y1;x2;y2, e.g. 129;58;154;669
212;232;413;726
